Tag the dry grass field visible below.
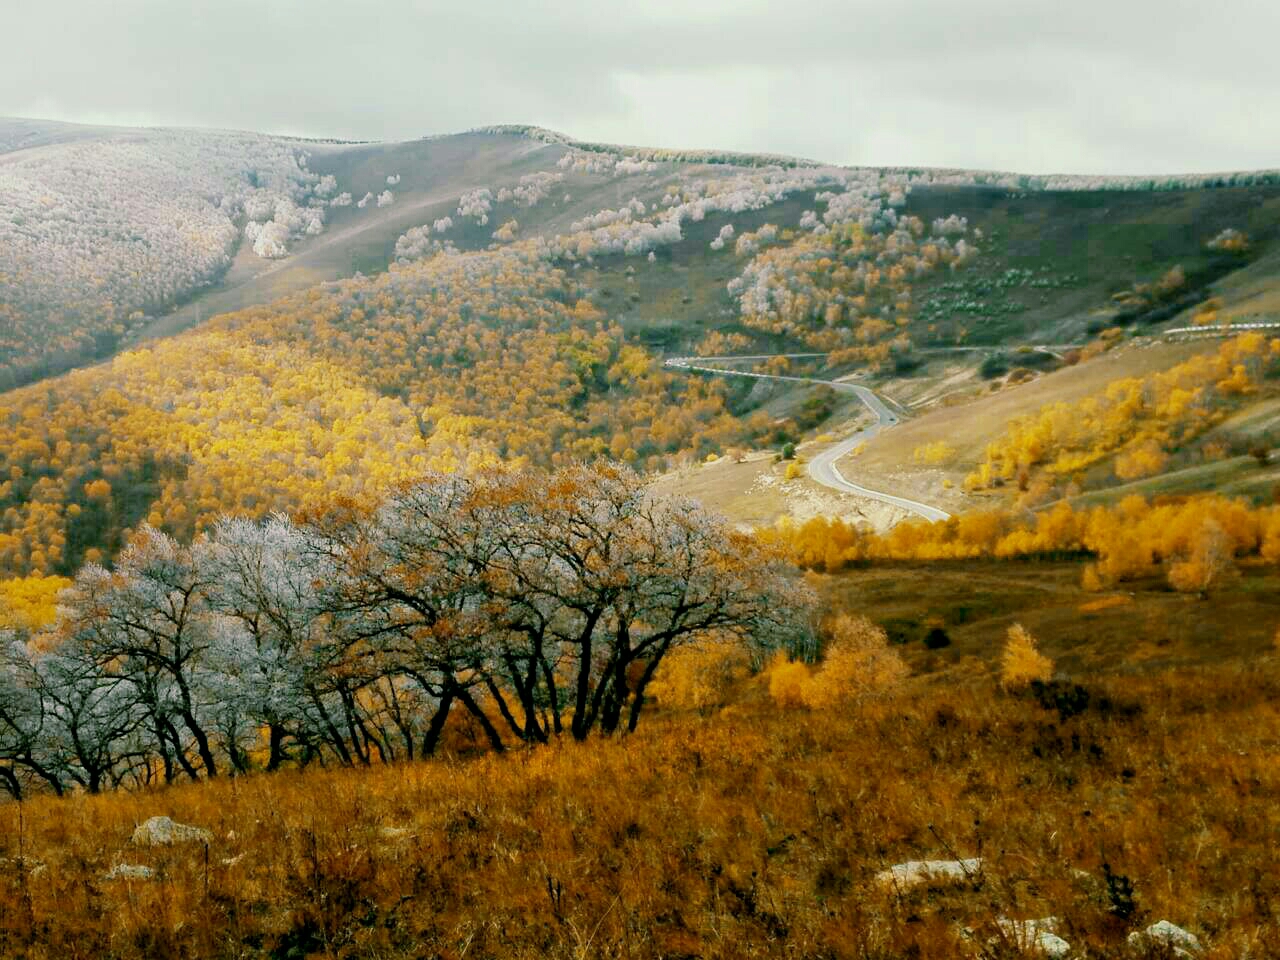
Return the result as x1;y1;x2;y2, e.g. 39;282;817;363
2;558;1278;959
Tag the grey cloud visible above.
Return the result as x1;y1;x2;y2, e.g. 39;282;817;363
1;0;1276;173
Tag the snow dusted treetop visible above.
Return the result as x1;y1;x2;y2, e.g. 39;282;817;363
0;125;337;384
457;188;494;224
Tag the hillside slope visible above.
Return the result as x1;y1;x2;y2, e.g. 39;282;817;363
4;119;1280;574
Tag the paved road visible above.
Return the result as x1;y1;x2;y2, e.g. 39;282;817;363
665;357;951;522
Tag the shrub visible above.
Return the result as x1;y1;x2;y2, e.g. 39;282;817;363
1167;517;1232;596
913;441;955;466
1000;623;1054;689
923;626;952;649
980;353;1010;379
1029;680;1091;722
768;617;907;709
649;637;751;713
800;616;907;708
766;653;810;708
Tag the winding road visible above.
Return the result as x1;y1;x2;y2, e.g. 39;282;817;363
664;356;951;522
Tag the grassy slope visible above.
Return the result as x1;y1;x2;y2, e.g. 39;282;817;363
658;341;1218;526
2;558;1278;958
903;183;1280;345
635;183;1280;525
136;133;685;346
842;340;1218;513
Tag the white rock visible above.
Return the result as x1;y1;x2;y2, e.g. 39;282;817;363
104;863;154;881
1128;920;1201;956
996;917;1071;958
876;857;982;889
131;815;212;847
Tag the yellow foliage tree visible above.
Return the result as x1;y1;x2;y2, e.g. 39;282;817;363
965;334;1272;493
1167;517;1233;596
1000;623;1054;690
800;616;907;708
913;441;955;466
0;574;71;632
766;654;811;709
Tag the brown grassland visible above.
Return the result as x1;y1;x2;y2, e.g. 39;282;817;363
2;559;1278;959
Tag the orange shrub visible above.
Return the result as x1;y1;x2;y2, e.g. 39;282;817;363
1000;623;1054;689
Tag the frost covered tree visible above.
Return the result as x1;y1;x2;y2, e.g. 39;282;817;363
458;188;493;224
308;466;815;749
202;515;331;770
0;126;333;385
58;527;223;780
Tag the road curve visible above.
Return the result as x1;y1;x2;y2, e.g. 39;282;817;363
664;357;951;522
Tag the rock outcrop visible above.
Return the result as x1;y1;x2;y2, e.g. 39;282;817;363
1128;920;1201;957
875;857;982;889
130;816;212;847
995;917;1071;958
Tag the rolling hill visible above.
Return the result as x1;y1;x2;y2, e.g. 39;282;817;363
3;118;1280;576
5;120;1280;960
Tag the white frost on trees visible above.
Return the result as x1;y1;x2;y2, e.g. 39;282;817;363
491;219;519;243
394;224;432;261
931;214;968;236
244;197;326;259
457;188;493;224
0;468;817;795
0;126;333;382
735;224;778;256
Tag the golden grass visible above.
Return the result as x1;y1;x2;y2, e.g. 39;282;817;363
2;559;1279;958
1078;595;1134;614
2;669;1277;958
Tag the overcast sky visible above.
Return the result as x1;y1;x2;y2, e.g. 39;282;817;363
2;0;1276;175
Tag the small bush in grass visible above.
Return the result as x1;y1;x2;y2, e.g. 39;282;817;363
1167;517;1233;597
1000;623;1054;689
923;626;952;649
766;653;810;708
768;616;907;709
650;637;751;713
801;616;907;708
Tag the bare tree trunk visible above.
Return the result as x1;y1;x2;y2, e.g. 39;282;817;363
455;685;506;752
0;764;21;801
420;688;454;757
